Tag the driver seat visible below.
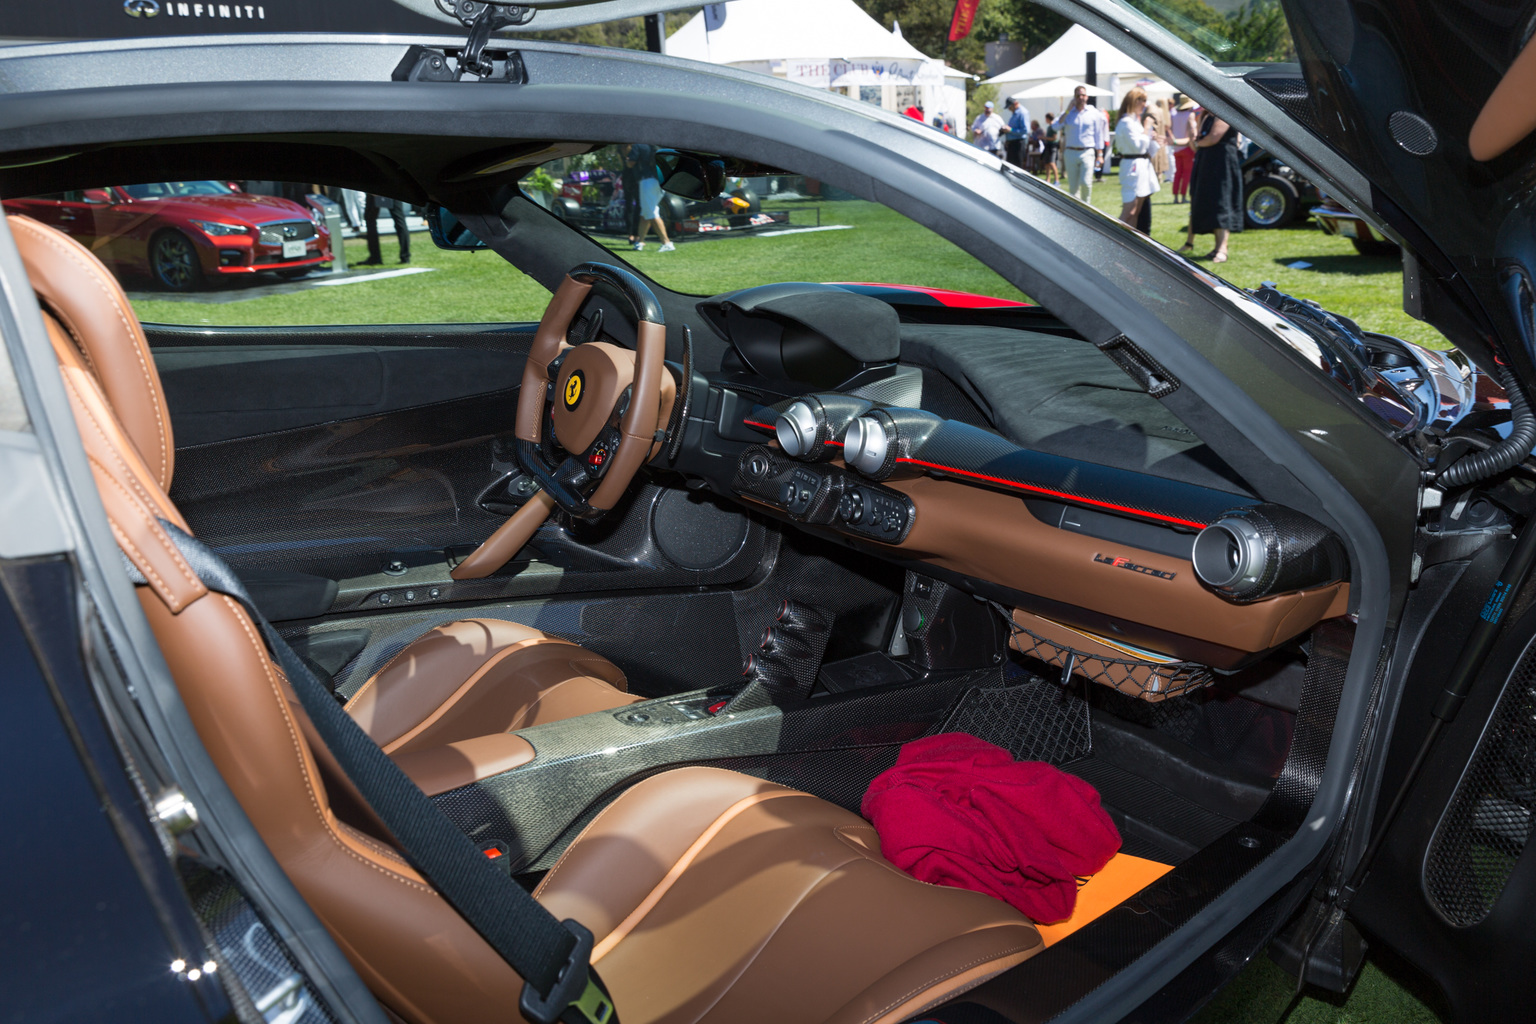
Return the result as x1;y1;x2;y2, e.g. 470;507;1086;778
11;214;641;764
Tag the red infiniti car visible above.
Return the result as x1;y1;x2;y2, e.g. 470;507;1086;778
2;180;331;290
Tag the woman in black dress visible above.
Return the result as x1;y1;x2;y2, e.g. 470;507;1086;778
1180;112;1242;263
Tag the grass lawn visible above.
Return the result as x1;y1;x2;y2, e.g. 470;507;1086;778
1073;171;1450;349
1192;945;1445;1024
125;180;1445;360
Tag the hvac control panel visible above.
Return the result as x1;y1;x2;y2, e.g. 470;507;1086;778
733;445;915;543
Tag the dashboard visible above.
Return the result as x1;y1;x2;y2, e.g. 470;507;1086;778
679;283;1353;673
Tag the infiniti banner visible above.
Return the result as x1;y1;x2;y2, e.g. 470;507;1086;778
5;0;453;40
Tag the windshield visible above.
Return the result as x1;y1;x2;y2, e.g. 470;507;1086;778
1108;0;1295;64
121;180;234;199
519;144;1028;304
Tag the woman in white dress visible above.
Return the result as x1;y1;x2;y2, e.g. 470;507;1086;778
1114;86;1160;229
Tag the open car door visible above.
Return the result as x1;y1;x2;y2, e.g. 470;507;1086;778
1038;1;1536;1017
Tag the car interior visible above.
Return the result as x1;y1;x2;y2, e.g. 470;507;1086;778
4;133;1360;1023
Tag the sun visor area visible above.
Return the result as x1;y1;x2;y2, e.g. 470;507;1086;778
698;282;900;385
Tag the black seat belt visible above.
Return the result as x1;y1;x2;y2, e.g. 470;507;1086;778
135;522;616;1024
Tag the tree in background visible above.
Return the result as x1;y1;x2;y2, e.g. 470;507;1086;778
1119;0;1294;61
856;0;1070;78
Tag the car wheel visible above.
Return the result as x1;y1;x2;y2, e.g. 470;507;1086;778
149;229;205;291
1351;234;1400;257
1244;176;1298;229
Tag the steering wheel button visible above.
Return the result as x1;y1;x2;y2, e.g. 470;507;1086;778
588;447;608;467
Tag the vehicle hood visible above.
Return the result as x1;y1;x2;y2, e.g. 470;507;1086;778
124;193;311;225
1035;0;1536;394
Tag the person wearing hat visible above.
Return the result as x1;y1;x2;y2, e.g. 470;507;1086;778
1170;94;1198;203
971;100;1007;157
1003;96;1030;167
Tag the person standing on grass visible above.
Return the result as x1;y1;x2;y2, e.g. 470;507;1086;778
359;194;410;266
1170;95;1197;203
618;143;641;247
1061;86;1107;202
1115;87;1159;230
1149;97;1172;183
971;100;1006;157
1180;109;1243;263
627;143;675;253
1041;112;1061;185
1004;97;1030;167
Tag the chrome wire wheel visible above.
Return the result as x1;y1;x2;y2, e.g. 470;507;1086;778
1244;179;1295;229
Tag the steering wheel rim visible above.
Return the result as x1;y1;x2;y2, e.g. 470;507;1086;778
517;261;668;516
450;262;669;581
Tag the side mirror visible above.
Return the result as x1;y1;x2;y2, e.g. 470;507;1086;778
427;203;488;250
656;150;726;201
81;188;112;204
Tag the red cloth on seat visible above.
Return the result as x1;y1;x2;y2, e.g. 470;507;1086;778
861;733;1121;923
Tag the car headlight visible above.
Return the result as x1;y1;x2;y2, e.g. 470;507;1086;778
191;220;247;236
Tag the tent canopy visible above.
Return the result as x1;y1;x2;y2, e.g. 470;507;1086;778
1011;76;1111;99
668;0;967;116
984;24;1151;90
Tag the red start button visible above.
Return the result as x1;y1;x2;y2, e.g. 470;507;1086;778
588;448;608;467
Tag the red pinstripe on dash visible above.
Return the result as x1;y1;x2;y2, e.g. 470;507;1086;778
740;419;1204;529
895;458;1208;530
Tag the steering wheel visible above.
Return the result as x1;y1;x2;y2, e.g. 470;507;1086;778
451;262;674;580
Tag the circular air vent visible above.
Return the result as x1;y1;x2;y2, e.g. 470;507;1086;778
1388;110;1438;156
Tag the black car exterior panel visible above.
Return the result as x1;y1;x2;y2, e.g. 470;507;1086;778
0;561;222;1023
1347;552;1536;1023
0;38;1400;1023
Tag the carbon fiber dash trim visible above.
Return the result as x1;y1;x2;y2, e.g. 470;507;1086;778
745;411;1253;530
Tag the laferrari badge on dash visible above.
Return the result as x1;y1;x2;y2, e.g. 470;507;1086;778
563;370;584;410
1093;553;1177;581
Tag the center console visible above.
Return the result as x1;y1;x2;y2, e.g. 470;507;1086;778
733;444;915;543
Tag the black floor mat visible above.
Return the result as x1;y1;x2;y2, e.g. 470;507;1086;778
1062;757;1240;863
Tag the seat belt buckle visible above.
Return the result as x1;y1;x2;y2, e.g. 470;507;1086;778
518;919;617;1024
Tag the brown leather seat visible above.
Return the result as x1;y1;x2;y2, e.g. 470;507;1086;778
15;212;1043;1023
9;213;641;755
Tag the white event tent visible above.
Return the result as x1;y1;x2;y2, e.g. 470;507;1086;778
984;24;1170;115
668;0;970;128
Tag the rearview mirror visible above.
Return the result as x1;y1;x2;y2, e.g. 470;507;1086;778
426;203;488;250
656;150;726;201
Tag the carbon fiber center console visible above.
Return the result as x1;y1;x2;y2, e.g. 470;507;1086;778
432;667;1002;873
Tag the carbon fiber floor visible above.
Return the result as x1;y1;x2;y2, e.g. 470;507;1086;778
1062;757;1240;862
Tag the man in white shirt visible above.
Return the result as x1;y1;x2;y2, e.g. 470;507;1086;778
970;100;1006;156
1060;86;1109;201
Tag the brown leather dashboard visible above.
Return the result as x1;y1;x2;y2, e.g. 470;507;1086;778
886;475;1348;661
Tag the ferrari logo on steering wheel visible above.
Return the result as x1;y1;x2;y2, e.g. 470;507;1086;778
563;370;585;410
